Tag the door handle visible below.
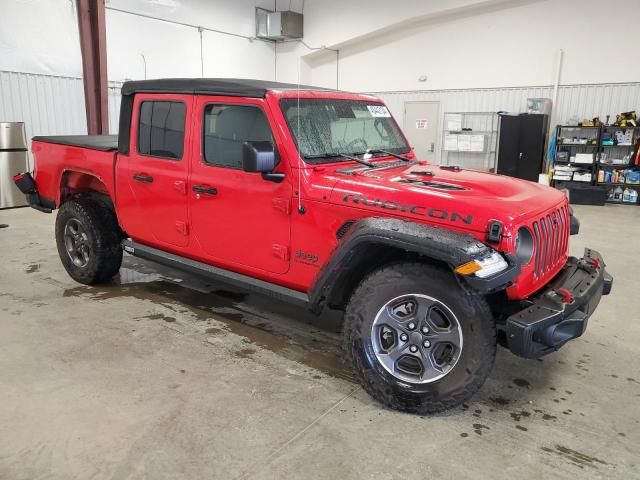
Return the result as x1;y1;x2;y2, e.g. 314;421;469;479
133;173;153;183
192;185;217;196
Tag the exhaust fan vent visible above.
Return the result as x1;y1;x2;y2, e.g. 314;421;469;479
256;8;303;41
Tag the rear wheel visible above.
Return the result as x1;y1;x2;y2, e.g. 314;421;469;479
343;262;496;414
55;198;123;285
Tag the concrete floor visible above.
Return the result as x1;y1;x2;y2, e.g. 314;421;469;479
0;204;639;480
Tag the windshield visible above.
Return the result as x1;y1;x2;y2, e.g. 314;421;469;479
280;98;410;163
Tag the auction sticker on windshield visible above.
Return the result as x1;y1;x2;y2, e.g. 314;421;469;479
367;105;391;117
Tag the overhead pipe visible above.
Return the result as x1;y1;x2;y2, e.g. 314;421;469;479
544;48;564;172
139;53;147;80
104;5;271;43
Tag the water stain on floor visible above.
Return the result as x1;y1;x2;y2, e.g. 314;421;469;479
25;263;40;273
202;310;354;382
510;410;531;422
532;409;558;421
541;445;608;469
473;423;490;436
137;313;176;323
235;348;257;359
62;263;354;383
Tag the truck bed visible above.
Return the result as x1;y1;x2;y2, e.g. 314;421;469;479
32;135;118;152
31;136;119;207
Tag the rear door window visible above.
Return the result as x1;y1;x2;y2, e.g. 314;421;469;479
138;101;186;159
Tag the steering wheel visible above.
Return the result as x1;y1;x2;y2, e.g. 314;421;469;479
345;138;368;152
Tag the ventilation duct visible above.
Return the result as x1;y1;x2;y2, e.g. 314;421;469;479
256;8;303;41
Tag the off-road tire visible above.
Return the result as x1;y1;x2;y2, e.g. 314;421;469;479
343;262;496;414
55;198;123;285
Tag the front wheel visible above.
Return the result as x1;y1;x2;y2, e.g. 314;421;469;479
55;198;123;285
343;262;496;414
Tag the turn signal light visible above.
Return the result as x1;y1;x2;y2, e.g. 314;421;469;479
454;251;509;278
454;261;482;276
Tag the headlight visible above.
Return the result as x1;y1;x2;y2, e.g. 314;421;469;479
454;251;509;278
515;227;534;264
473;251;510;278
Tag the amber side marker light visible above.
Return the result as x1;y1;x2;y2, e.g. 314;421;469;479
454;252;510;278
454;261;483;276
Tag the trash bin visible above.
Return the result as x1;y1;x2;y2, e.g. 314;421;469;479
0;122;28;209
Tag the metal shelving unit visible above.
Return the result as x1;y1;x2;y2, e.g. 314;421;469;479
441;112;498;171
597;125;640;204
552;124;639;205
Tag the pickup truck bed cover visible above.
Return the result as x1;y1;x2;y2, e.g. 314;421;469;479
32;135;118;152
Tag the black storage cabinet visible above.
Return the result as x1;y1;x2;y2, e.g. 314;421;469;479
497;113;549;182
562;183;608;206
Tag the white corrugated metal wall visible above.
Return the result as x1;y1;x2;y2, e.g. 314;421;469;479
374;82;640;164
0;70;123;168
108;80;123;135
1;70;639;168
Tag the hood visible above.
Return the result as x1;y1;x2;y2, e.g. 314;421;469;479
326;161;566;233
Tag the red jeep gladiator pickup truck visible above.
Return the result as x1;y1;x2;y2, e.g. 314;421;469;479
15;78;612;414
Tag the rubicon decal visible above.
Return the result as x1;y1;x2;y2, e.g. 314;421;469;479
342;194;473;225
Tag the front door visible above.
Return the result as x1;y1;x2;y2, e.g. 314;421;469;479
189;97;292;275
403;101;440;162
122;95;192;248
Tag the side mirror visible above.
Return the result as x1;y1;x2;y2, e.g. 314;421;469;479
242;141;284;183
242;141;278;173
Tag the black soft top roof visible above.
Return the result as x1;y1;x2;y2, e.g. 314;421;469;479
121;78;334;98
117;78;337;155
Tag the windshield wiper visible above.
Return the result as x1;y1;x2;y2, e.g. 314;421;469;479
304;152;374;168
358;149;415;163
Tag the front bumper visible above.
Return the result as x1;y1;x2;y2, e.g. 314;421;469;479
505;248;612;358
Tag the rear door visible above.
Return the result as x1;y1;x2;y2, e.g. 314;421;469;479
122;95;192;248
189;96;292;274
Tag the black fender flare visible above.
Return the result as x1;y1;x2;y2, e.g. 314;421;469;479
308;217;519;312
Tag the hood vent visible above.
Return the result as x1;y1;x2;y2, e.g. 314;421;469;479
395;178;466;191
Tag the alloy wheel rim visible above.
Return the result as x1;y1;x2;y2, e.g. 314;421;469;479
63;218;91;268
371;294;463;384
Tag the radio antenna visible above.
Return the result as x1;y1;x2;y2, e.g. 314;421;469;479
296;57;304;214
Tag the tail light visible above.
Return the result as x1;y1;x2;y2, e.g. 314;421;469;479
13;172;36;194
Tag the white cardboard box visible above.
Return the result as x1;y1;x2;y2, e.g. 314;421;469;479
574;153;594;164
573;172;592;182
553;174;573;181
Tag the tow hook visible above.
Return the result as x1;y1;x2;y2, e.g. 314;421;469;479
586;256;600;269
554;288;573;304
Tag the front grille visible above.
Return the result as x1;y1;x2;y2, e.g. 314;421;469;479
531;205;570;279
